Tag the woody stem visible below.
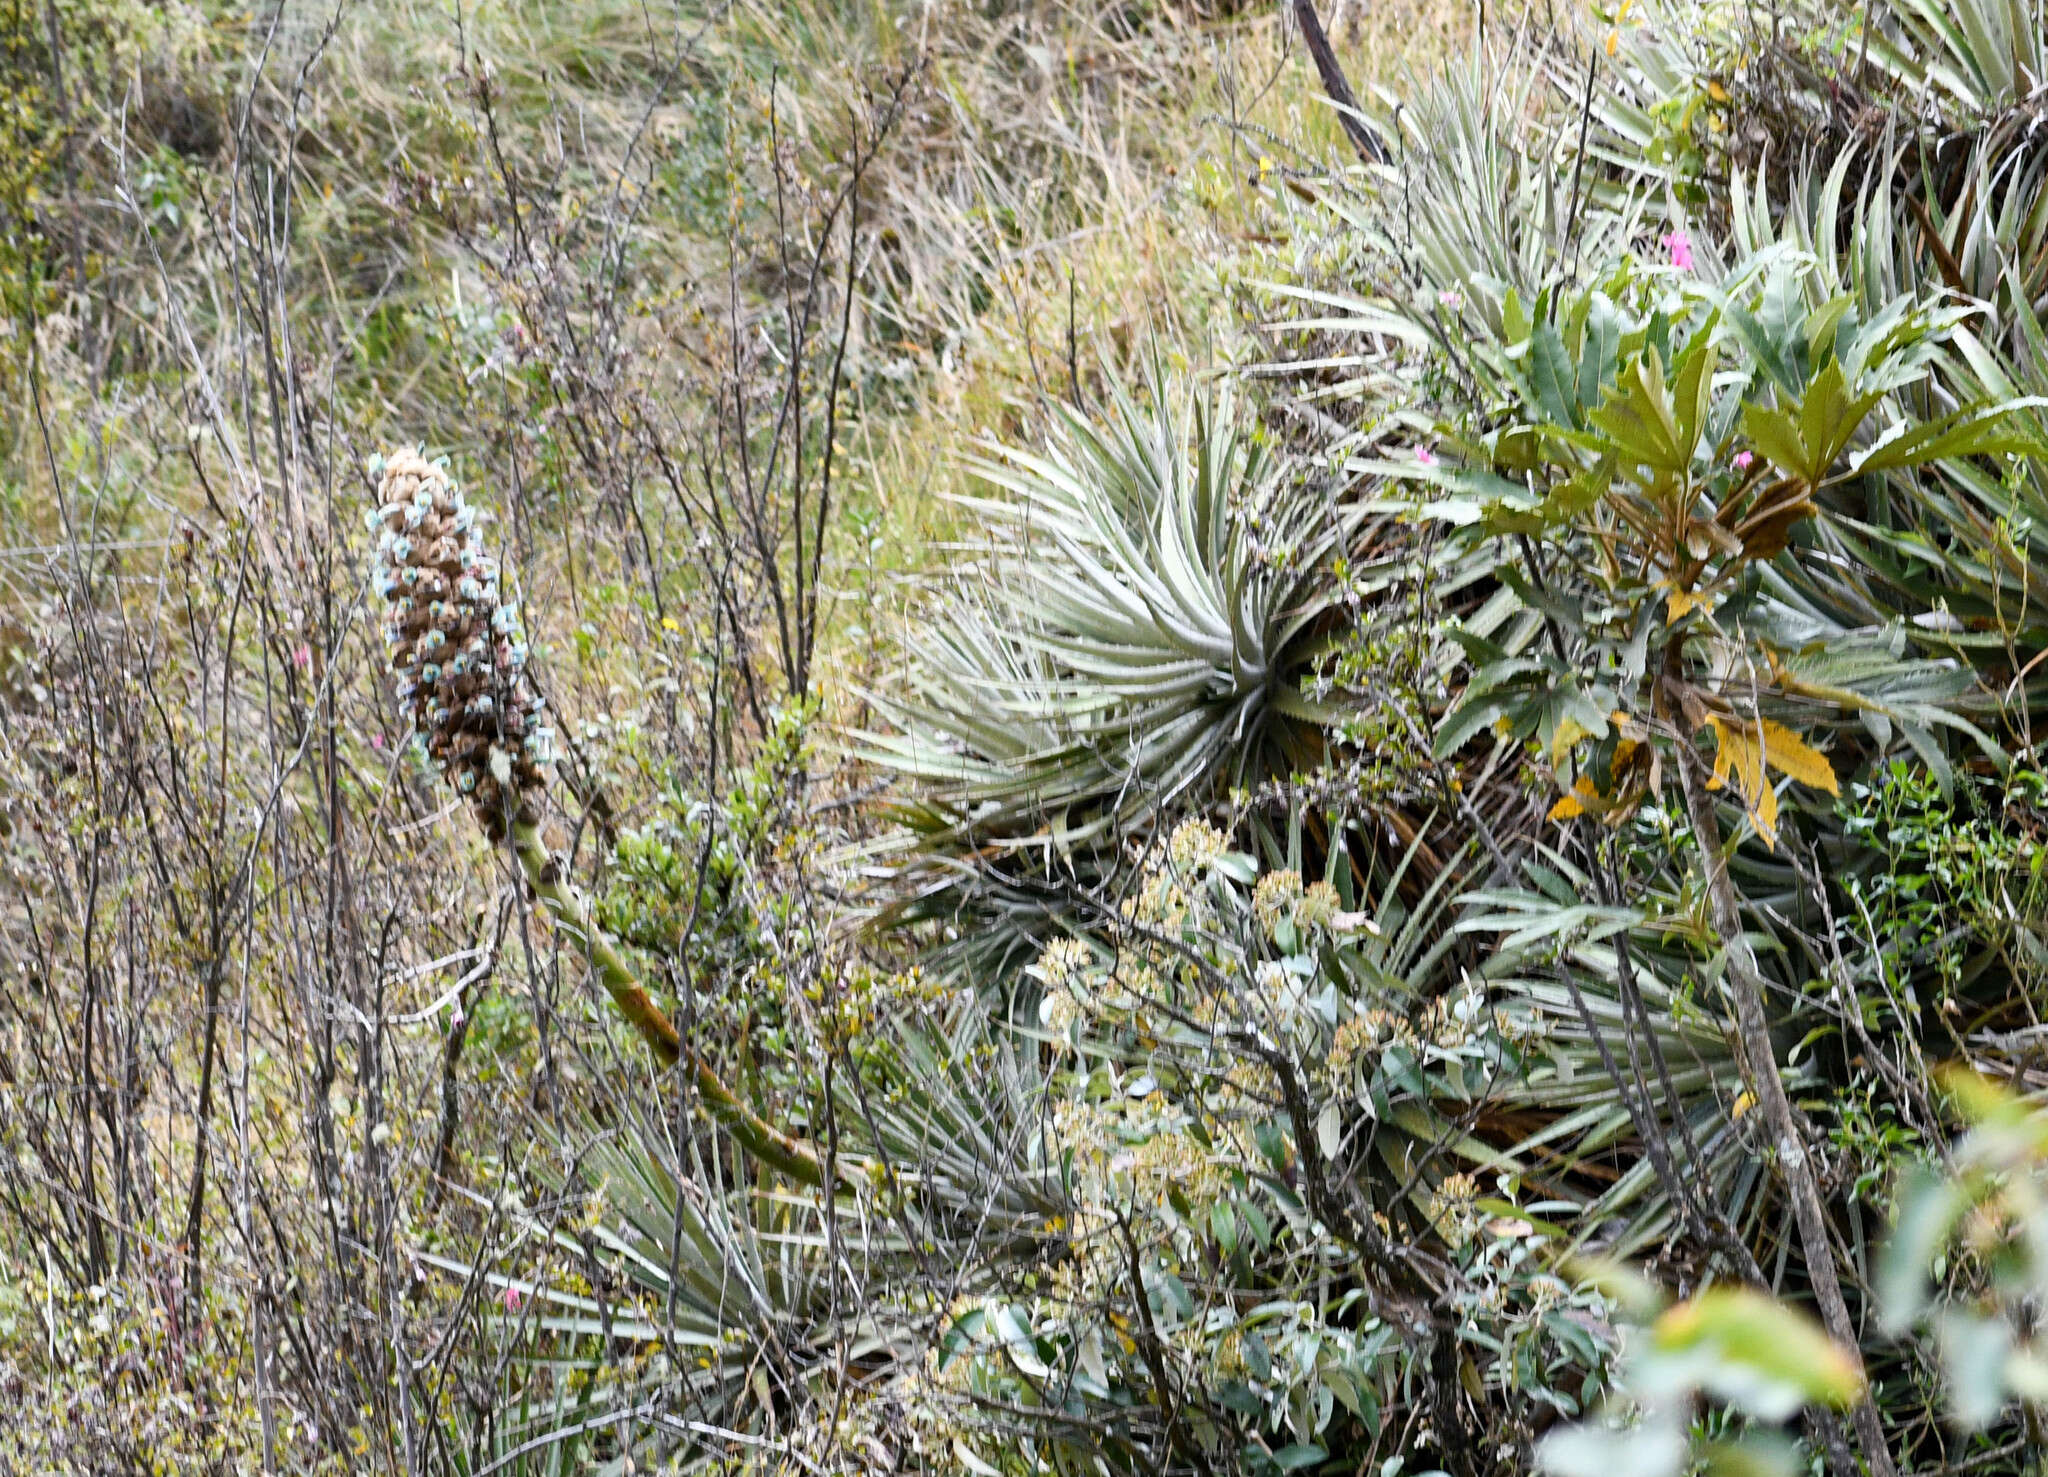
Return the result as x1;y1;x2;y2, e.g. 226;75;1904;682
1674;748;1897;1477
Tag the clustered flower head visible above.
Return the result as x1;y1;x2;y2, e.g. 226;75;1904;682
1124;869;1190;930
1038;985;1081;1041
368;449;553;836
1297;879;1340;928
1419;985;1491;1050
1032;937;1094;992
1428;1171;1484;1247
1256;958;1309;1018
1327;1008;1412;1078
1219;1059;1279;1107
1254;869;1346;939
1166;818;1230;873
1252;868;1304;934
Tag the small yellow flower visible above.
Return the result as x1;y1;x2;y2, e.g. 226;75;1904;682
1168;819;1229;872
1253;868;1304;934
1300;880;1340;928
1429;1171;1484;1246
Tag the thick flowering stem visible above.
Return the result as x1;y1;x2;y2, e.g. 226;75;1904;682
370;448;823;1188
506;820;824;1187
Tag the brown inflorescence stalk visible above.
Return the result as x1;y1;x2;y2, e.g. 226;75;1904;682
370;450;824;1187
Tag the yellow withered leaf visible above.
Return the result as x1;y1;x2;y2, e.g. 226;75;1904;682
1666;586;1712;620
1705;714;1776;843
1750;767;1780;844
1703;714;1837;849
1757;716;1839;795
1608;710;1642;766
1551;714;1647;827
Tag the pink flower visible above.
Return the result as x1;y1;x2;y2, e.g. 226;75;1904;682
1414;445;1439;468
1662;231;1695;271
370;732;386;751
290;644;312;670
1437;289;1464;309
500;1285;522;1313
1732;450;1754;471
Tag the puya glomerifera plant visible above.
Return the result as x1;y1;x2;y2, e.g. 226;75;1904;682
369;449;823;1185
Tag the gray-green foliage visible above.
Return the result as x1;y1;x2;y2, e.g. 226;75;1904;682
853;374;1352;978
862;376;1345;853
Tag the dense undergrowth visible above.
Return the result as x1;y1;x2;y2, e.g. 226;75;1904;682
9;1;2048;1474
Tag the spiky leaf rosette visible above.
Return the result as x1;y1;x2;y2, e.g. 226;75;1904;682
368;449;553;838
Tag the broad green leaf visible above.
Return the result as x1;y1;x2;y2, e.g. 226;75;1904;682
1503;287;1532;345
1529;323;1582;428
1272;1445;1329;1471
1740;402;1809;483
1849;397;2047;476
1577;292;1623;409
1795;360;1885;477
1803;293;1854;362
1670;331;1718;455
1211;1201;1239;1254
1719;296;1801;398
1590;353;1687;471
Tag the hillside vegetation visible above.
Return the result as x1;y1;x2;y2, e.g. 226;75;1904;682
7;2;2048;1475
